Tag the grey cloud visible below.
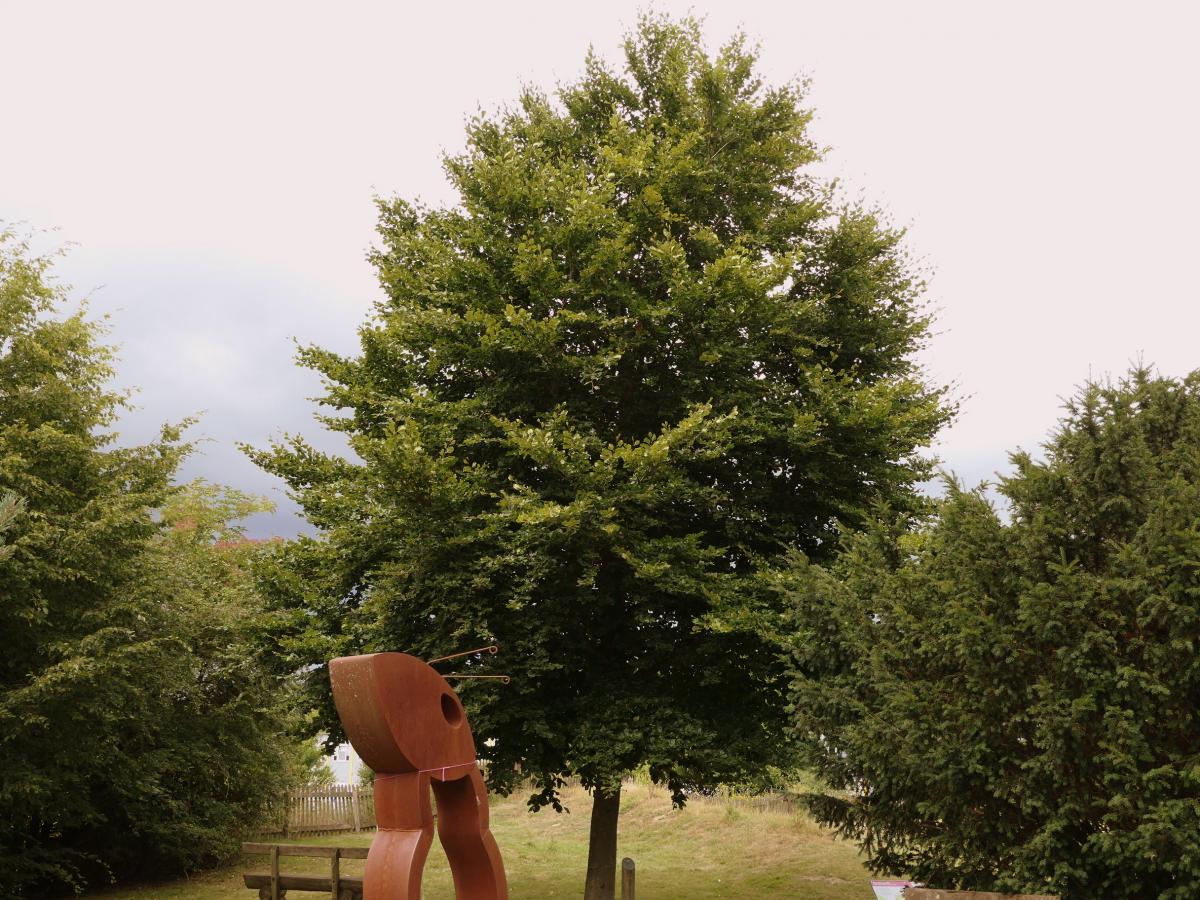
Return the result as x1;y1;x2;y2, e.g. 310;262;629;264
59;245;366;539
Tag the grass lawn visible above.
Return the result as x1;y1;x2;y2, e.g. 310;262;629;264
85;781;881;899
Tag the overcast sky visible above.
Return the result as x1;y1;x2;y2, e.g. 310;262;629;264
2;1;1197;537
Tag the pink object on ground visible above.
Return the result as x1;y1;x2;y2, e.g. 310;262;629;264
872;879;917;900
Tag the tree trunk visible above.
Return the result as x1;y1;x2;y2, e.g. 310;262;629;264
583;783;622;900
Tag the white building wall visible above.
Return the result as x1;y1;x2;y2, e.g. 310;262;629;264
317;734;363;785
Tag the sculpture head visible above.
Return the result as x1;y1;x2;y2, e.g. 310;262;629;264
329;652;476;774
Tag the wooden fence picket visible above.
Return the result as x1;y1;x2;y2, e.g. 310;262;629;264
260;785;377;838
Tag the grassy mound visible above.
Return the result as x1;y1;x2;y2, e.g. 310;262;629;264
85;781;874;899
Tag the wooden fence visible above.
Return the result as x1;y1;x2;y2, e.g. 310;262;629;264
259;779;801;838
258;785;376;837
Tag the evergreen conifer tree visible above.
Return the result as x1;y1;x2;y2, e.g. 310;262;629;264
789;366;1200;899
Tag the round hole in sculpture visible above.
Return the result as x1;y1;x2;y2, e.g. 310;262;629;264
441;691;464;727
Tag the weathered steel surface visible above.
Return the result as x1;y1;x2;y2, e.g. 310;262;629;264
330;652;508;900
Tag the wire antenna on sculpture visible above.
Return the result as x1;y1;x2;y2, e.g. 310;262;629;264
426;644;499;665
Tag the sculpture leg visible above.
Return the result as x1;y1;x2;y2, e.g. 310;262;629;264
430;766;509;900
366;772;435;900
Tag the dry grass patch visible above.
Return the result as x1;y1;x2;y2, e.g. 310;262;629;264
85;781;877;899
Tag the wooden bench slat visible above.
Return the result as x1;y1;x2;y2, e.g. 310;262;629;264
242;841;368;897
244;873;365;890
243;842;370;859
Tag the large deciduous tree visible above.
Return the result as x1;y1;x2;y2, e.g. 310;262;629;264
251;16;949;898
0;491;22;560
0;232;295;896
789;366;1200;899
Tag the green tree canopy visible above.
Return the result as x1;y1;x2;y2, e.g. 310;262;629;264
0;491;22;561
251;16;949;898
0;233;296;896
789;366;1200;899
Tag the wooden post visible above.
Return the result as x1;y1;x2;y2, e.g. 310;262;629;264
270;845;280;900
282;790;291;839
331;847;341;900
621;857;635;900
351;784;362;832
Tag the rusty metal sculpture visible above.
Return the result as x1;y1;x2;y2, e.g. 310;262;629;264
330;652;508;900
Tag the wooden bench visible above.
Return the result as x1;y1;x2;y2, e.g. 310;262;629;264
242;842;368;899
